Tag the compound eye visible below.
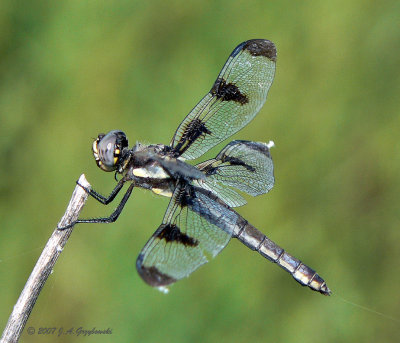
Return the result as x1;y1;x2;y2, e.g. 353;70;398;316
93;130;128;172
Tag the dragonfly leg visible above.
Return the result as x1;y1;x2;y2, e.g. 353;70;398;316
77;178;126;204
58;184;135;230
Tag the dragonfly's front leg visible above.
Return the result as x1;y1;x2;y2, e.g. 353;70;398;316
78;178;126;205
58;183;135;230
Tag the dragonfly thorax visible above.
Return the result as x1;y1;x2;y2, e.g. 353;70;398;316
125;143;205;198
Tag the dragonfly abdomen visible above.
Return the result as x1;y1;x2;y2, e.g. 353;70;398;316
233;219;331;296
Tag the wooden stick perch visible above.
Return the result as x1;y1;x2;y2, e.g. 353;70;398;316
0;174;90;343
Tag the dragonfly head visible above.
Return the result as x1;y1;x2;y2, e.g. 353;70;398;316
92;130;129;172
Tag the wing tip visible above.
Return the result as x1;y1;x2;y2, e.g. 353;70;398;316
136;254;177;287
239;39;277;61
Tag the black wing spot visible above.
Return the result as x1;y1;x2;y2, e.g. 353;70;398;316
202;165;218;176
136;260;177;287
236;140;271;157
211;78;249;105
175;184;196;207
243;39;277;61
222;156;256;172
158;223;199;247
174;118;211;155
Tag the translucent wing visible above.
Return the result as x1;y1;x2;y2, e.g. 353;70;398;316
170;39;276;160
195;140;275;207
136;183;239;288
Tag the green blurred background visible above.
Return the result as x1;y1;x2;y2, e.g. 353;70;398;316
1;0;399;342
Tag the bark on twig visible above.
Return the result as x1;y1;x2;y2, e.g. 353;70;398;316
1;174;91;343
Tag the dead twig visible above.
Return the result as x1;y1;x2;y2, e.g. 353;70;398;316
1;174;90;343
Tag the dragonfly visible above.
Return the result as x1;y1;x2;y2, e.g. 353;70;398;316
59;39;331;295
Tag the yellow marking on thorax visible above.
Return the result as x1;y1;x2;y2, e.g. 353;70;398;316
132;168;149;178
132;166;169;179
152;188;173;197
